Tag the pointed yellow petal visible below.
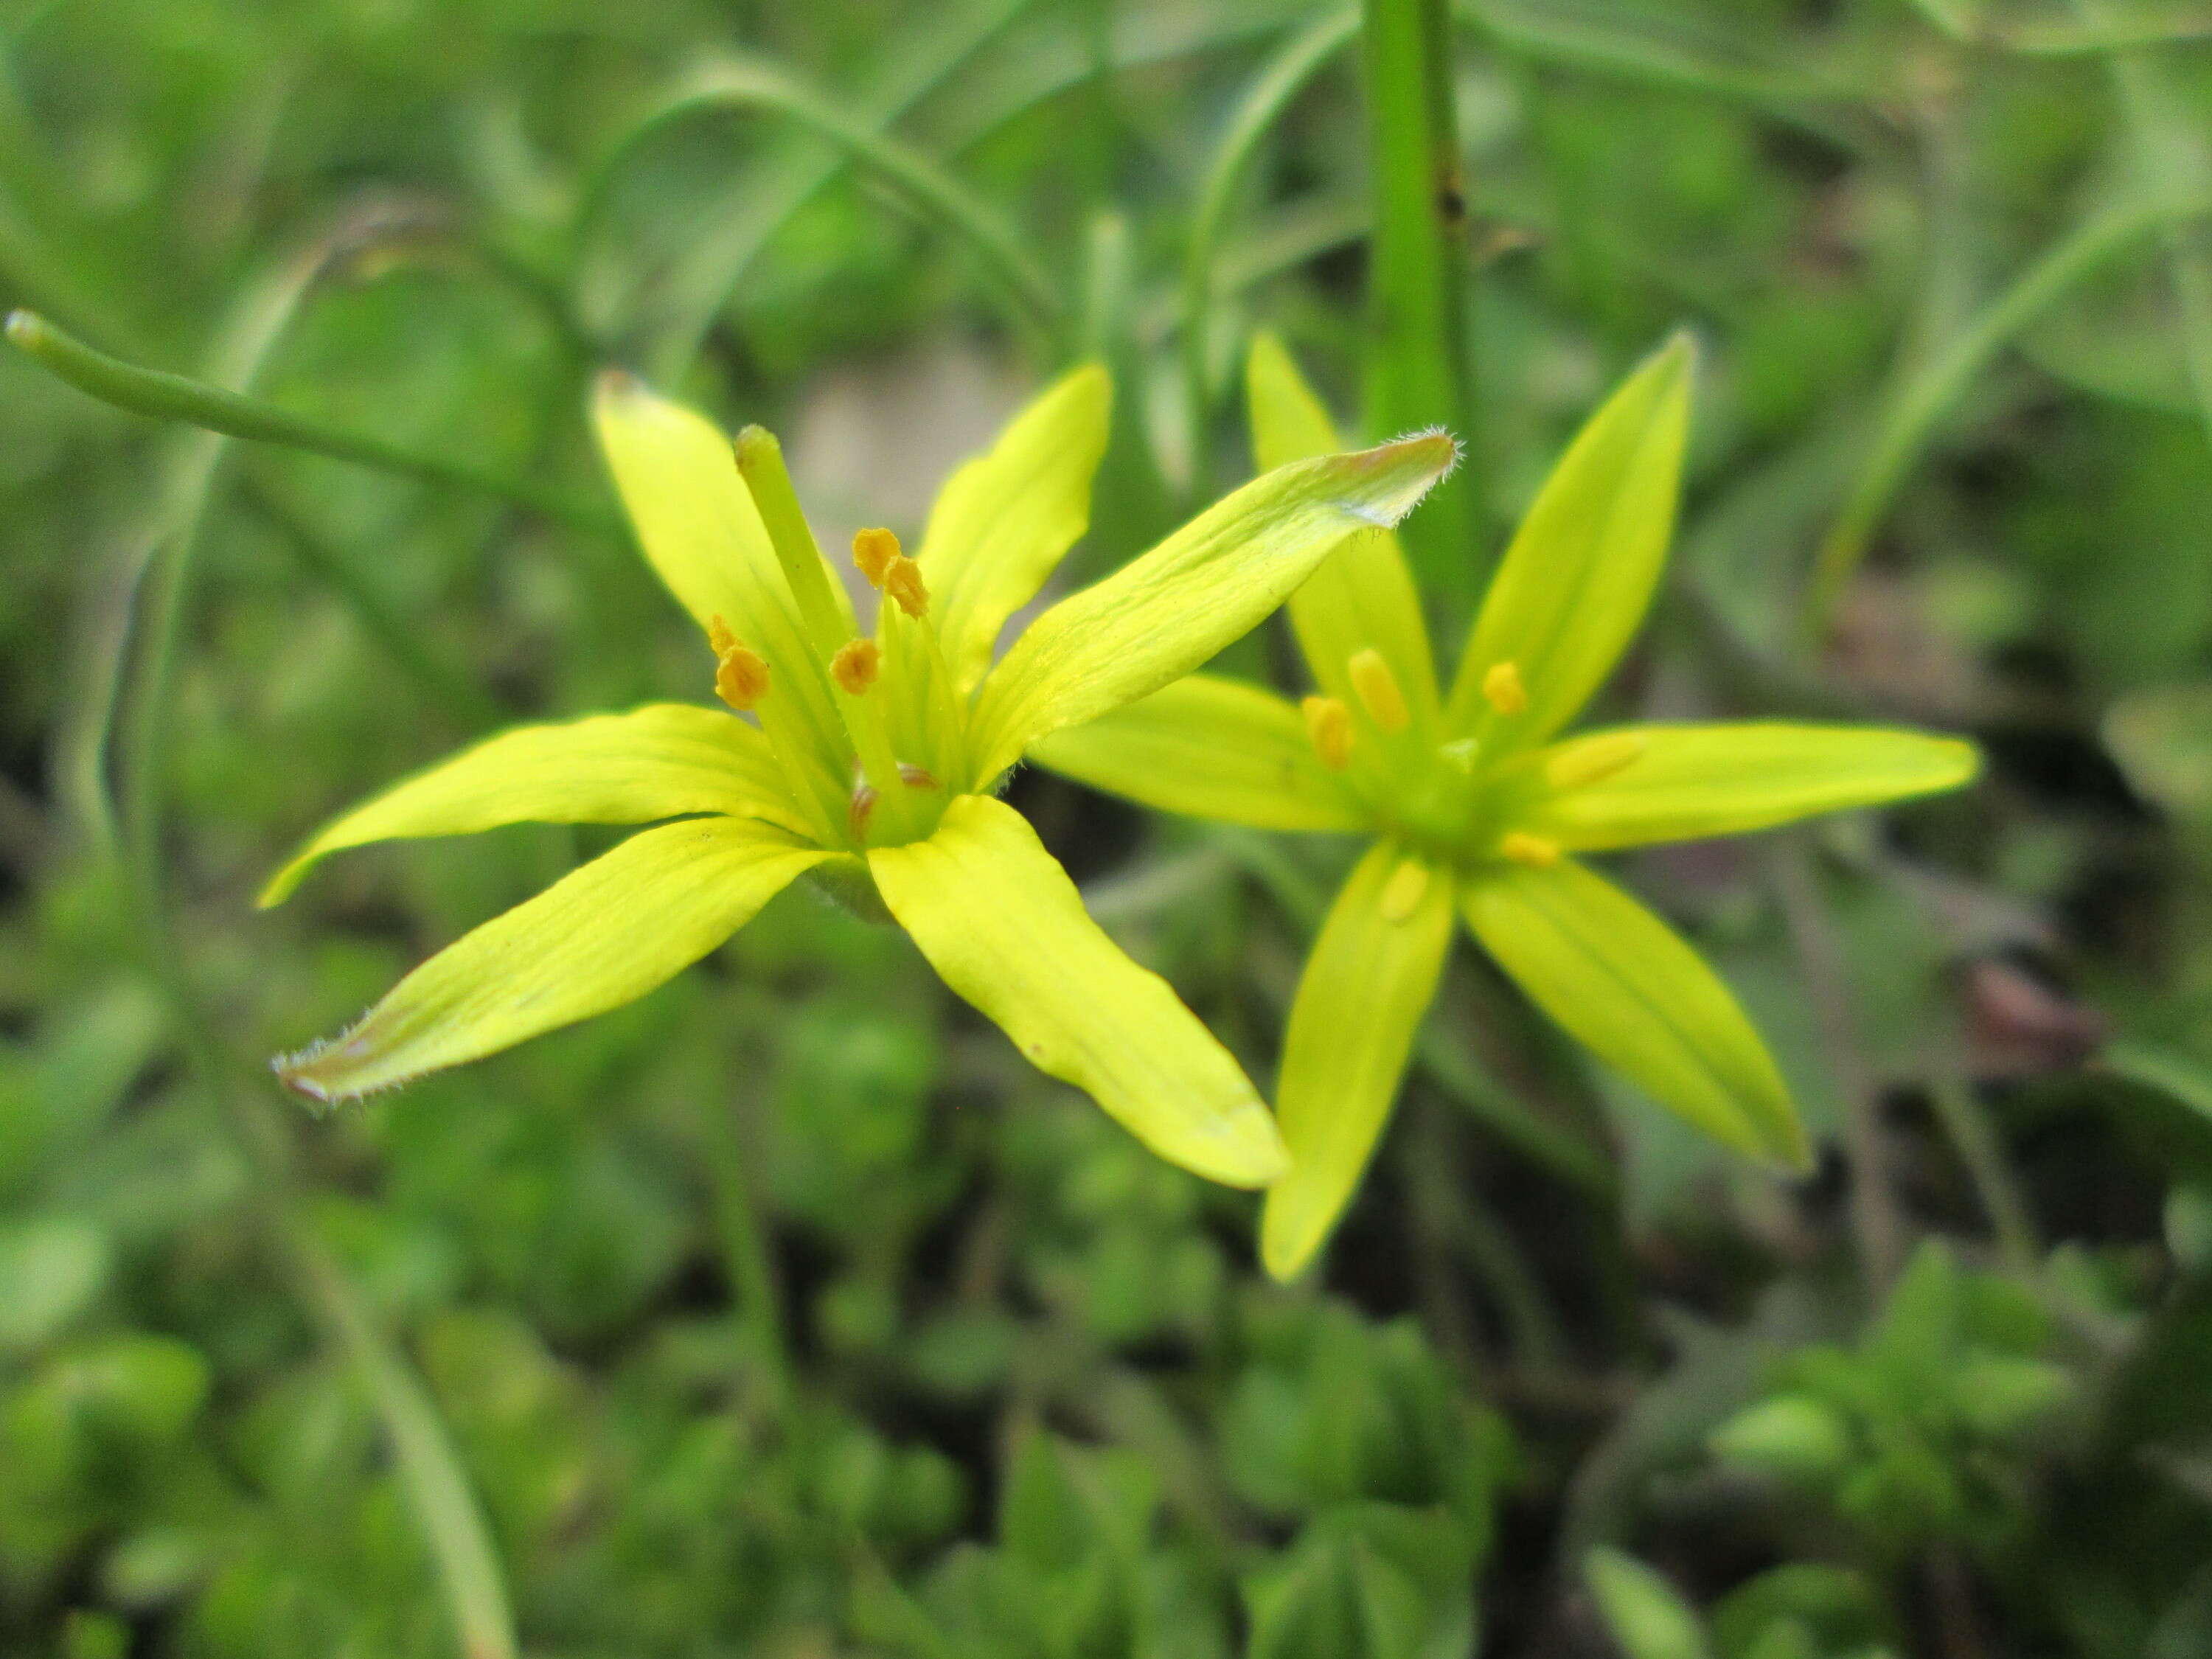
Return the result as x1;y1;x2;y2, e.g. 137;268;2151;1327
1506;723;1980;852
1028;675;1367;832
969;431;1458;783
1445;335;1694;747
1260;844;1453;1280
915;362;1112;696
1461;858;1808;1167
274;818;827;1100
591;374;850;824
1246;333;1440;727
868;794;1287;1187
260;706;810;906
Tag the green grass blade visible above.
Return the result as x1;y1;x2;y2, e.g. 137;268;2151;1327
582;0;1038;380
2070;0;2212;454
1179;7;1359;495
612;56;1062;351
1799;195;2210;647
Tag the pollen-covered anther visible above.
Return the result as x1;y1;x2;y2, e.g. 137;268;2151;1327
1545;733;1645;790
707;614;771;711
852;526;900;585
882;556;930;620
1346;649;1411;734
849;783;879;839
1379;858;1431;922
1302;696;1352;770
897;763;938;790
1481;661;1527;715
830;638;880;695
1499;832;1561;869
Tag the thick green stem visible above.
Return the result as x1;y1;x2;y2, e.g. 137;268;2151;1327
1362;0;1479;615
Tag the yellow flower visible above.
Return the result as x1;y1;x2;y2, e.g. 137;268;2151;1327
1033;335;1979;1273
261;364;1455;1189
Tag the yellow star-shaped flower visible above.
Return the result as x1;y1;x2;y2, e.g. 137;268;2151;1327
1034;335;1979;1274
263;364;1455;1189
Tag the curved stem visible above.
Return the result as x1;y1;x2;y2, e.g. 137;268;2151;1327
611;56;1063;352
5;309;613;531
574;0;1039;380
60;227;521;1659
1179;7;1360;495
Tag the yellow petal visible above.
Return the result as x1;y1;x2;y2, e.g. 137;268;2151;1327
274;818;826;1101
1260;844;1454;1280
915;362;1112;696
591;374;849;826
260;706;810;906
969;431;1459;783
868;794;1287;1187
1506;723;1980;852
1028;674;1368;832
1246;333;1440;728
1444;335;1693;747
1461;858;1808;1167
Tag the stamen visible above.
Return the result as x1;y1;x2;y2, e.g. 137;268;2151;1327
849;783;879;840
1439;737;1481;775
1302;696;1352;770
852;526;930;619
1379;858;1431;923
707;613;771;711
1544;733;1644;790
897;763;938;790
1499;832;1561;869
882;557;929;620
1346;649;1411;734
1481;661;1527;715
852;527;900;585
830;638;880;695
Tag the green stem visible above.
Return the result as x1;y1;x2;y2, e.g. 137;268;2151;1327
4;310;613;532
66;236;520;1659
1180;8;1360;494
1458;0;1871;106
1768;838;1905;1290
241;478;506;728
1362;0;1480;615
1927;1076;2039;1277
2071;0;2212;454
703;1091;794;1413
139;922;518;1659
583;0;1039;380
1079;212;1173;565
653;58;1064;349
1798;194;2208;648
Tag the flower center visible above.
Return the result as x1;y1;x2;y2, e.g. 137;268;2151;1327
1301;651;1641;872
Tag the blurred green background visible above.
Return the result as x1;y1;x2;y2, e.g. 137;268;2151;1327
7;0;2212;1654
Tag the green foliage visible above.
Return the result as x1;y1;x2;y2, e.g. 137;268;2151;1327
6;0;2212;1652
1707;1242;2079;1557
